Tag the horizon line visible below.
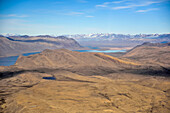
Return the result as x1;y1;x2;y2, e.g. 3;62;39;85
1;32;170;36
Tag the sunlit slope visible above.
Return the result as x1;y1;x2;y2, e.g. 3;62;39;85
15;49;140;69
95;53;140;65
10;49;168;77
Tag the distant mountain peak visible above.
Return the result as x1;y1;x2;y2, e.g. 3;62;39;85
141;42;170;47
0;35;82;57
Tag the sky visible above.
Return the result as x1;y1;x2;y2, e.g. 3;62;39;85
0;0;170;35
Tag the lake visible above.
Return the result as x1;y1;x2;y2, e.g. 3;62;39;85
73;49;126;53
0;50;126;66
0;52;40;66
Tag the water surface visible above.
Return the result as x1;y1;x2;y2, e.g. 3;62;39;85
42;77;56;80
0;52;40;66
74;49;126;53
0;50;126;66
0;56;19;66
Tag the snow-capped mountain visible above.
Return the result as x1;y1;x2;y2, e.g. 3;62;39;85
66;33;170;40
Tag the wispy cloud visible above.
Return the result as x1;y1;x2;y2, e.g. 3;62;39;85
96;4;108;7
105;0;126;4
96;0;166;13
96;0;126;7
136;8;159;12
112;1;163;10
66;12;94;18
0;19;64;35
85;15;94;18
0;14;28;18
66;12;84;15
112;0;126;4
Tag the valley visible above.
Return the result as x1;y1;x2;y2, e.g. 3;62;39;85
1;0;170;112
1;33;170;57
0;42;170;113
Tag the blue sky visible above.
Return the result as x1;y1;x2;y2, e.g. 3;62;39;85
0;0;170;35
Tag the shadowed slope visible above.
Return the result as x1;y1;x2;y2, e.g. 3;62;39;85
0;36;81;57
122;42;170;68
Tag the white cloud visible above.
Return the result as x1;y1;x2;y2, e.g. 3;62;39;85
106;0;125;4
96;0;126;8
0;14;28;18
112;1;163;10
86;15;94;18
136;8;159;12
96;4;108;7
112;0;125;4
96;0;166;12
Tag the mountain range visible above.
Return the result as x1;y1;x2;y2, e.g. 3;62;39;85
0;33;169;57
0;35;81;57
66;33;170;40
2;33;169;40
66;33;170;47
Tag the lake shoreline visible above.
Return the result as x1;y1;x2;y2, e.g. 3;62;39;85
0;49;127;66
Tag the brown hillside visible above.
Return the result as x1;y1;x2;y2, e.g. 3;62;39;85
0;36;81;57
122;42;170;68
0;48;170;113
14;49;140;71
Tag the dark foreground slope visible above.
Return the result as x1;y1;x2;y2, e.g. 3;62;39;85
0;49;170;113
0;36;81;57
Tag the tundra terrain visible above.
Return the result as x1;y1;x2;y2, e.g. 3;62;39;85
0;43;170;113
